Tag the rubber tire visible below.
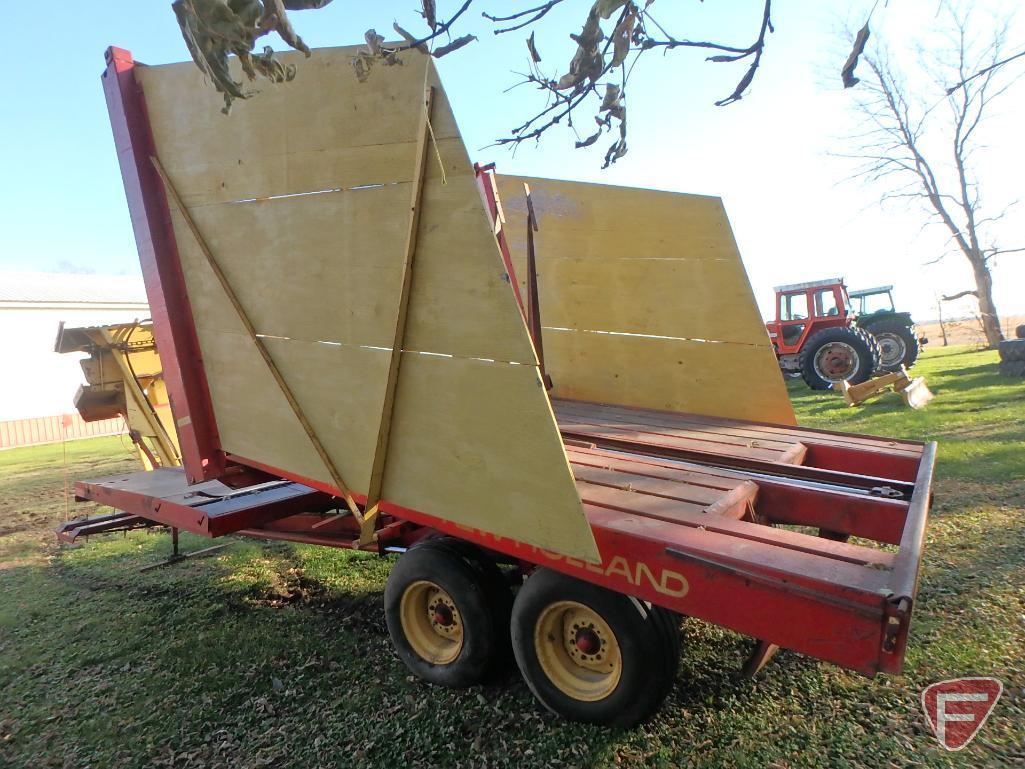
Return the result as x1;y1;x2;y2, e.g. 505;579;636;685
1016;324;1025;340
999;359;1025;377
854;326;883;374
998;339;1025;362
384;537;512;688
799;327;877;390
862;319;920;371
510;569;680;727
425;536;516;671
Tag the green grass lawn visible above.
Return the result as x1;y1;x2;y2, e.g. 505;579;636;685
1;346;1022;768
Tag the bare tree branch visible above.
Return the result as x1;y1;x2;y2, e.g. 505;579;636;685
945;47;1025;94
841;1;1021;347
942;290;978;301
484;1;566;34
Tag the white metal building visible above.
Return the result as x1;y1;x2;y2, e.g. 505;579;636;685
0;272;149;444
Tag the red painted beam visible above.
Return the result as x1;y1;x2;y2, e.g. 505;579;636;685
74;470;331;537
102;47;225;482
755;483;908;544
474;164;526;315
802;441;921;483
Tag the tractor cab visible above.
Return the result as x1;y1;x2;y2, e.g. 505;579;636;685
849;285;896;316
847;285;925;371
766;278;853;356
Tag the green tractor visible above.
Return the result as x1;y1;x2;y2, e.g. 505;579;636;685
848;285;926;372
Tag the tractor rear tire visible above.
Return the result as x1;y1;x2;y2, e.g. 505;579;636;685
863;319;920;371
853;326;883;371
799;327;878;390
998;339;1025;362
385;537;512;688
510;569;680;727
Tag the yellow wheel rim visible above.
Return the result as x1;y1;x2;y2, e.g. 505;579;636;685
534;600;622;702
399;580;464;665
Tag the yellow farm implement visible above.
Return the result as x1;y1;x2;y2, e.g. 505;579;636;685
55;322;181;469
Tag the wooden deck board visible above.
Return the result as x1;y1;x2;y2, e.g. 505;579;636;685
559;411;801;458
556;400;805;450
567;446;749;489
556;399;922;458
576;482;896;569
584;505;895;594
571;463;745;509
560;419;793;463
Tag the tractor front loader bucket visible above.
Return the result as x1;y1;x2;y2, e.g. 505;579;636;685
896;375;934;409
840;368;934;409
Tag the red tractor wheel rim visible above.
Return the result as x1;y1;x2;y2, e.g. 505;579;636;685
814;341;859;381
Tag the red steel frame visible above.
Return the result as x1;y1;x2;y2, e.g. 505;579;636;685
474;162;527;317
81;46;937;681
71;439;934;676
103;47;225;482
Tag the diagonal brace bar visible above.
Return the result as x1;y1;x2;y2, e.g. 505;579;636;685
359;87;436;543
151;156;364;522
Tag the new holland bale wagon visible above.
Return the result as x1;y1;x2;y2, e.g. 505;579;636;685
60;45;936;727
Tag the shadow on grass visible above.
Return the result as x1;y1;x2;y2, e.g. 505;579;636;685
5;531;875;769
0;536;629;769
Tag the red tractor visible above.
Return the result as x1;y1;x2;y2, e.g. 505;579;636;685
766;278;882;390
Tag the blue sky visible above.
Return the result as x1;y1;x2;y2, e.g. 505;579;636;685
2;1;1023;321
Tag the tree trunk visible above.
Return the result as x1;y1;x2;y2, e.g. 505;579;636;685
970;258;1003;347
936;300;948;346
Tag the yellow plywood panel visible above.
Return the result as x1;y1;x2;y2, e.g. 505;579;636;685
258;337;391;491
160;63;534;364
498;178;739;261
495;175;795;425
403;152;534;361
386;353;595;558
195;329;596;559
497;176;768;343
178;184;408;349
136;47;460;207
195;327;333;486
520;257;772;345
542;329;795;425
138;50;598;561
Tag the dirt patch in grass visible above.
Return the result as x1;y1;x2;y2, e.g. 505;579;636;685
0;437;138;538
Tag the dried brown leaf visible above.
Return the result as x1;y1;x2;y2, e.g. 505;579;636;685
432;34;477;58
421;0;438;31
262;0;311;56
596;0;628;20
527;32;542;63
611;9;636;68
394;22;429;54
575;129;602;149
842;22;872;88
364;29;386;56
557;6;605;90
600;83;621;111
